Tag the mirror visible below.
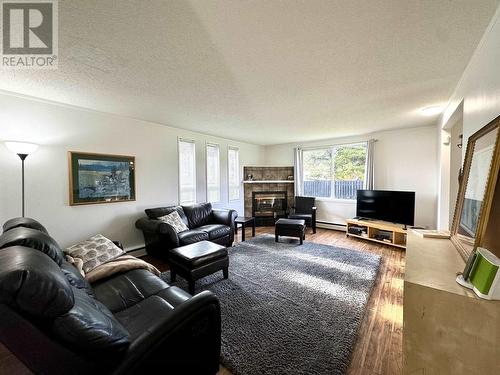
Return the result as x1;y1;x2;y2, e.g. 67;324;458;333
451;117;500;260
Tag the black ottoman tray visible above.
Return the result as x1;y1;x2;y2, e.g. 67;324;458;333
170;240;229;294
275;218;306;245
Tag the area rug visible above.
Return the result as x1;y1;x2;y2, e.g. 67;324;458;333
160;234;381;375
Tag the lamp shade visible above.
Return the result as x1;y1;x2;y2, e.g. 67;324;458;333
5;141;39;155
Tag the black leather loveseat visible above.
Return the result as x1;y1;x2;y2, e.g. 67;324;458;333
135;202;237;259
0;217;221;375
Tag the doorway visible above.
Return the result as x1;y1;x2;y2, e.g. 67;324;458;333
448;108;464;228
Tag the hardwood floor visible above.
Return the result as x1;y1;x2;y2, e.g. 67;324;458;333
0;227;404;375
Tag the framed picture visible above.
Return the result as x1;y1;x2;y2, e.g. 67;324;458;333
68;151;136;205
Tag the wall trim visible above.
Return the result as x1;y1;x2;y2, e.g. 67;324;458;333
0;88;263;147
127;247;147;258
316;220;346;232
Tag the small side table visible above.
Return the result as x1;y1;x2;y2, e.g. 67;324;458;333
234;216;256;241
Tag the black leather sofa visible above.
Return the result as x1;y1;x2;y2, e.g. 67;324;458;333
0;217;221;375
135;202;237;259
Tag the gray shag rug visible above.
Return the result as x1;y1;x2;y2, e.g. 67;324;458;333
161;234;381;375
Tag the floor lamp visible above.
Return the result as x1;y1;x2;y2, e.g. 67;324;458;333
5;141;39;217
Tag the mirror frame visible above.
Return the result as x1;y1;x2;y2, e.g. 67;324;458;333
451;115;500;261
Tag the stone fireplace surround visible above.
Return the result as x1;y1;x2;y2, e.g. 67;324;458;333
243;166;294;225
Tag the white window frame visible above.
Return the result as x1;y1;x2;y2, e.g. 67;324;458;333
178;138;197;205
228;146;240;201
302;141;367;201
206;142;221;203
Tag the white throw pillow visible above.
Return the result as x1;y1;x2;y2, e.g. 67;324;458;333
65;234;125;274
158;211;189;233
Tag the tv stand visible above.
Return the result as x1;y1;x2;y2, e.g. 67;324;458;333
354;216;371;221
346;218;407;249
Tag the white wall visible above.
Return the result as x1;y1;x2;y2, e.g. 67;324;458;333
264;126;439;228
449;116;464;226
0;92;264;250
437;127;452;230
438;4;500;229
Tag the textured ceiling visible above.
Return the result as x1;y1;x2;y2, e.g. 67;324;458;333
0;0;499;145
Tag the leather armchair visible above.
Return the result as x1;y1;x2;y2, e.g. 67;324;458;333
0;218;222;375
288;196;317;233
136;203;237;259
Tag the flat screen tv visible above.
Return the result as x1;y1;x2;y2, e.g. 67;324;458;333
356;190;415;226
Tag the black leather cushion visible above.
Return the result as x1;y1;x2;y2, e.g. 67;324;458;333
182;203;213;228
113;287;191;341
212;209;237;227
155;286;191;308
288;213;313;221
0;227;65;265
114;295;175;341
60;260;94;297
275;218;306;230
170;241;227;268
0;246;74;318
2;217;49;234
295;196;315;213
52;287;130;353
145;206;189;227
178;229;209;245
92;269;169;313
197;224;231;240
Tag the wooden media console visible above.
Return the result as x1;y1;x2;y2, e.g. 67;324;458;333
346;218;407;249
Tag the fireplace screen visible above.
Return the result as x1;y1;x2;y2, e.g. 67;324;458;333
252;191;287;219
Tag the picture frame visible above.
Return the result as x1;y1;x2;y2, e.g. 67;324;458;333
450;115;500;260
68;151;136;206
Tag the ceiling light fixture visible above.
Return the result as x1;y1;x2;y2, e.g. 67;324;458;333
420;105;444;117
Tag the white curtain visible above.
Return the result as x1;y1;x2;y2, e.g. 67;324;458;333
294;147;303;196
365;139;376;189
178;139;196;204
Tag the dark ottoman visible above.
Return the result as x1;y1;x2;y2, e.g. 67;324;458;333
275;218;306;245
170;240;228;295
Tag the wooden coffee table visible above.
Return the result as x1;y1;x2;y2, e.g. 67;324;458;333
234;216;255;241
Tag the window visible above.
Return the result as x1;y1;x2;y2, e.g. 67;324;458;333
303;142;367;200
178;139;196;204
228;146;240;200
206;143;220;203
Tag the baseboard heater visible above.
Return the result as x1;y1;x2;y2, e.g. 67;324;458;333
316;220;347;232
